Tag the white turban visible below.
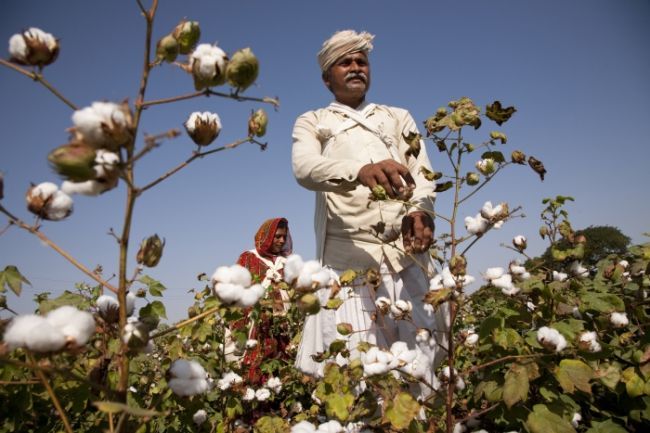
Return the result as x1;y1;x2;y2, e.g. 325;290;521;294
317;30;374;72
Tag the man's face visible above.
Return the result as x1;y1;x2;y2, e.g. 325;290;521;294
323;51;371;104
270;227;288;254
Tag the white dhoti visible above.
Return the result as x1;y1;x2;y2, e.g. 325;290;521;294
295;254;449;391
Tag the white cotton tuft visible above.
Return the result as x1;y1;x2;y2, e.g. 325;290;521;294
552;271;568;282
453;423;467;433
291;421;317;433
243;387;256;401
429;274;443;291
316;420;344;433
255;387;271;401
8;33;28;59
618;260;629;269
170;359;207;380
168;359;208;396
168;378;209;396
569;261;589;278
217;371;243;390
578;331;602;353
46;190;74;220
214;283;241;304
311;268;333;288
211;265;232;284
283;254;304;283
96;295;119;313
484;267;504;281
185;111;221;133
190;43;228;83
464;214;488;235
571;412;582;428
236;283;265;307
266;376;282;393
192;409;207;425
32;182;59;198
229;264;252;287
296;260;323;289
46;305;96;346
465;332;479;347
126;292;136;316
60;180;108;196
72;102;128;147
610;312;629;328
537;326;567;352
25;321;66;352
3;314;51;349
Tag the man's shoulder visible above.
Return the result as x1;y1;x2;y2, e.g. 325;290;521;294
373;104;411;118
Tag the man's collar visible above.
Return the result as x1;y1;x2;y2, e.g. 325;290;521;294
329;100;375;115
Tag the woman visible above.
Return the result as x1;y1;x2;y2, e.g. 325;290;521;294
234;218;293;385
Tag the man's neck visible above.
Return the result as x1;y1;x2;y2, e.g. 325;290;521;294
335;96;365;109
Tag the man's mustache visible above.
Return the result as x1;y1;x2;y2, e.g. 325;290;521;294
345;72;367;83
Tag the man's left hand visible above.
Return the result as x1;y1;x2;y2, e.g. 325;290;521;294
401;211;434;254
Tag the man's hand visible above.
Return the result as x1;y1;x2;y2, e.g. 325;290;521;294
357;159;415;199
402;211;434;254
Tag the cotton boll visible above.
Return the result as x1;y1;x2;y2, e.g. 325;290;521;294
429;275;443;291
60;180;105;196
255;388;271;401
465;332;479;347
537;326;567;352
237;284;265;307
211;266;232;284
170;359;206;380
291;421;317;433
316;420;344;433
24;321;66;352
46;306;96;346
214;283;241;304
375;296;391;314
217;371;243;390
483;267;504;281
243;387;255;401
552;271;568;282
610;312;629;328
453;423;467;433
125;292;136;316
168;377;208;396
3;314;50;349
571;412;582;428
266;377;282;393
311;269;333;289
283;254;304;284
464;214;488;235
46;190;74;220
578;331;602;353
569;261;589;278
297;260;323;289
192;409;207;425
229;264;252;287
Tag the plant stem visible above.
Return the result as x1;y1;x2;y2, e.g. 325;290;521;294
0;59;77;110
151;305;221;340
0;205;119;294
140;88;280;109
28;354;74;433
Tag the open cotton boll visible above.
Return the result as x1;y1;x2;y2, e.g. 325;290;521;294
25;321;67;352
311;268;333;288
214;283;242;304
255;388;271;401
32;182;59;198
126;292;136;316
229;264;252;287
192;409;207;426
537;326;567;352
297;260;323;289
61;180;106;196
217;371;243;390
170;359;207;380
316;420;344;433
610;312;629;327
3;314;50;349
243;387;256;401
291;421;317;433
168;377;208;397
266;377;282;393
46;190;74;220
283;254;304;283
553;271;568;282
570;261;589;278
483;267;504;281
236;284;265;307
46;305;96;346
464;214;488;235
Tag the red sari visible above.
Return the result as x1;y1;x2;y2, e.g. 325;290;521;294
235;218;293;385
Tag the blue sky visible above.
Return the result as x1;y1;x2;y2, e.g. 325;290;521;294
1;0;648;322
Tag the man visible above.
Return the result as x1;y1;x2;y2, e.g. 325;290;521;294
291;30;447;381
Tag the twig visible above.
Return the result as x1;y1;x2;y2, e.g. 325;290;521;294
28;353;74;433
458;164;508;205
130;129;181;165
0;222;12;236
0;379;40;385
465;353;548;375
141;88;280;109
136;137;253;194
0;205;119;294
0;59;77;110
151;305;220;340
457;403;500;424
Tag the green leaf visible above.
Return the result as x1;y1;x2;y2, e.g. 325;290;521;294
325;392;354;422
140;300;167;319
526;404;576;433
254;416;290;433
38;290;90;314
622;367;645;397
492;327;523;350
139;275;166;297
586;420;628;433
595;363;621;390
580;292;625;313
0;265;31;296
384;391;421;430
503;363;529;408
555;359;593;394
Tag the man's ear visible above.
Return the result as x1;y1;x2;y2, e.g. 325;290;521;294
322;70;331;90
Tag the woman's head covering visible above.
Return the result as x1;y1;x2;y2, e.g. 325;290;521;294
317;29;374;72
254;217;292;258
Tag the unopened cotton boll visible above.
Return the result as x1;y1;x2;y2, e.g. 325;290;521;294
46;305;96;346
283;254;304;284
193;409;207;425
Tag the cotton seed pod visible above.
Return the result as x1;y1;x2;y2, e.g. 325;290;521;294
297;293;320;315
336;323;354;336
136;234;165;267
475;158;495;176
539;226;549;239
172;20;200;55
370;184;388;201
489;131;507;144
247;108;268;137
9;28;59;67
184;112;222;146
466;172;480;186
155;34;179;63
47;142;97;182
190;43;228;90
226;47;259;92
511;150;526;164
449;255;467;276
25;183;73;221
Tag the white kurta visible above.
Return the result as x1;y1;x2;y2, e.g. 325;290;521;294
291;101;447;381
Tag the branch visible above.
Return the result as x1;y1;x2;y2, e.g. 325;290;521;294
0;205;119;294
458;164;509;205
28;353;74;433
465;353;548;375
457;403;500;425
0;59;78;110
136;136;255;194
141;88;280;109
129;128;181;166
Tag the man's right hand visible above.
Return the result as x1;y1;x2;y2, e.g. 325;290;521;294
357;159;415;199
